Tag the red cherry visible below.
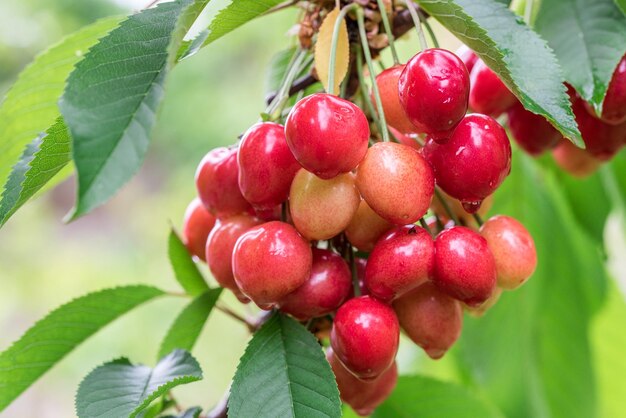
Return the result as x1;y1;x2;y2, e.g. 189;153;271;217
238;122;301;210
279;248;352;320
327;348;398;417
398;48;470;141
196;147;252;217
389;126;422;150
601;55;626;125
456;45;478;74
285;93;369;179
182;198;216;261
372;65;416;134
552;139;601;177
232;221;312;309
393;282;463;359
433;226;497;307
422;114;511;212
506;101;561;155
480;215;537;290
206;214;261;300
289;169;361;240
356;142;434;225
469;59;516;117
345;199;393;252
330;295;399;379
365;226;434;302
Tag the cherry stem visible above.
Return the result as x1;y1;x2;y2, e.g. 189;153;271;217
355;46;383;131
347;243;361;297
281;201;288;222
434;187;461;225
419;217;434;238
216;303;256;332
473;213;484;226
376;0;400;65
267;48;309;118
524;0;534;25
421;17;440;48
328;4;358;96
261;0;298;16
434;213;445;231
405;0;428;52
357;7;390;143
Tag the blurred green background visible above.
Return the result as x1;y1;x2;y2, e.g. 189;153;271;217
0;1;625;417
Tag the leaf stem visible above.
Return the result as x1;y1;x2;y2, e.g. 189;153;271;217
434;187;461;225
405;0;428;51
357;7;390;142
328;5;358;95
376;0;400;65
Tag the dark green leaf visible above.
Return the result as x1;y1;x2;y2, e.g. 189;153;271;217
229;312;341;418
535;0;626;111
60;0;210;220
157;289;222;359
456;154;607;418
0;285;165;412
168;229;209;296
372;375;502;418
0;118;71;227
161;406;202;418
76;350;202;418
418;0;582;145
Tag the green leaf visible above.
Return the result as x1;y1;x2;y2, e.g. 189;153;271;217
614;0;626;16
228;312;341;418
372;375;502;418
60;0;210;220
76;349;202;418
418;0;582;146
168;229;209;296
0;118;71;227
265;47;298;97
179;0;286;60
162;406;202;418
0;285;165;412
0;16;122;203
456;154;607;418
157;289;222;359
535;0;626;112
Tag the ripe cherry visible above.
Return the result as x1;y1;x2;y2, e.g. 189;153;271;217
506;101;561;155
365;226;434;302
345;199;393;252
327;348;398;417
232;221;312;309
552;139;601;177
182;198;216;261
206;214;261;301
600;55;626;125
469;59;516;117
422;114;511;212
393;282;463;359
238;122;301;210
289;169;360;241
331;295;399;379
456;44;478;74
433;226;497;307
356;142;434;225
480;215;537;290
372;65;416;134
196;147;251;217
398;48;470;141
285;93;369;179
279;248;352;320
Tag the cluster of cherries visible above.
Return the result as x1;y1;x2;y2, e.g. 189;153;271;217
181;46;543;416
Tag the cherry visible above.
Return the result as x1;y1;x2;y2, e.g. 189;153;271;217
552;139;601;177
480;215;537;290
600;55;626;125
456;44;478;74
196;147;251;217
232;221;312;309
422;114;511;212
206;214;261;301
365;226;434;302
506;101;561;155
433;226;497;307
345;199;392;252
182;198;216;261
469;59;516;117
289;169;360;240
389;126;421;150
372;65;416;134
356;142;434;225
393;282;463;359
285;93;370;179
279;248;352;320
465;287;503;318
430;189;493;226
330;295;399;379
238;122;301;210
398;48;470;141
327;348;398;417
